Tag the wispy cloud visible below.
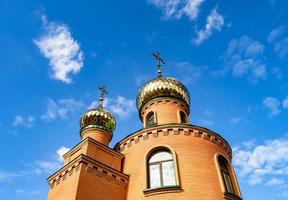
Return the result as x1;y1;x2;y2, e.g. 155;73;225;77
233;136;288;193
89;96;136;119
268;25;288;58
0;170;22;182
36;146;70;174
267;26;285;43
12;115;35;128
193;7;224;45
283;97;288;109
56;146;70;162
171;61;203;85
147;0;205;20
15;189;41;197
262;97;281;117
265;178;285;186
41;98;84;121
198;119;213;126
34;15;84;83
229;117;240;125
271;67;283;79
217;36;267;84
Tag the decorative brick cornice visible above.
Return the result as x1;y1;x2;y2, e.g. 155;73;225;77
47;154;129;189
114;124;232;159
63;137;125;161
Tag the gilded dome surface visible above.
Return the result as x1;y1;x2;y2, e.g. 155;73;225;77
136;77;190;111
80;108;116;133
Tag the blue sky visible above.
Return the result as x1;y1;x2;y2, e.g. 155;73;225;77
0;0;288;199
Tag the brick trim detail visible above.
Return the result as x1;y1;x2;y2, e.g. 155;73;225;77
48;154;129;189
115;124;232;159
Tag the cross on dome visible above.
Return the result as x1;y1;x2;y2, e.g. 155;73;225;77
152;51;166;77
98;85;108;109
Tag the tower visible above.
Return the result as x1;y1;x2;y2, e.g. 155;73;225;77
114;53;242;200
46;53;242;200
47;87;129;200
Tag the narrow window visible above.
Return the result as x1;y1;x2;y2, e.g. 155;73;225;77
148;150;176;189
180;111;187;123
146;112;155;127
218;156;235;194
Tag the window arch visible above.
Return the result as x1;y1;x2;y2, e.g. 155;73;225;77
218;155;236;194
147;149;176;189
146;112;155;127
179;111;187;123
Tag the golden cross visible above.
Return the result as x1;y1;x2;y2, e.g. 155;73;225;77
152;51;166;77
98;85;108;109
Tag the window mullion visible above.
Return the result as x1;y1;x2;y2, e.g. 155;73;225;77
159;162;164;187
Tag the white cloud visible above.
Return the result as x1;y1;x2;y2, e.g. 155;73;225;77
268;25;288;58
272;67;283;79
193;7;224;45
218;36;266;84
172;61;203;84
229;117;240;125
283;97;288;109
262;97;281;117
268;26;285;43
15;189;41;196
35;161;62;174
89;96;136;119
56;146;70;162
41;98;84;121
147;0;205;20
203;109;213;116
0;171;22;182
36;146;70;173
265;178;285;186
179;0;205;20
274;38;288;58
198;119;213;126
233;136;288;187
12;115;35;128
34;15;84;83
108;96;135;118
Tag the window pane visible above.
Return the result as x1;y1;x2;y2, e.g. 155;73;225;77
162;161;176;186
219;157;229;171
180;111;186;123
223;172;235;194
149;164;161;188
146;113;155;126
149;151;172;163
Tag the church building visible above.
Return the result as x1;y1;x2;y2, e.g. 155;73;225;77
46;53;242;200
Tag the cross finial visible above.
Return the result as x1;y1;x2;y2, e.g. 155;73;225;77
98;85;108;109
152;51;166;77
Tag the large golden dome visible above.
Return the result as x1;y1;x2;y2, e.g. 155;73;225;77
80;108;116;133
136;77;190;111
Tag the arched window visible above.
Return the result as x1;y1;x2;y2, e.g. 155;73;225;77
146;112;155;127
180;111;187;123
218;156;235;194
148;150;176;189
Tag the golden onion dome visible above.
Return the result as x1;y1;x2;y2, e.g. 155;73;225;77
80;108;116;133
136;77;190;111
80;86;116;133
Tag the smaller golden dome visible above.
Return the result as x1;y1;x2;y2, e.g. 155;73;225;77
80;86;116;133
80;108;116;133
136;77;190;111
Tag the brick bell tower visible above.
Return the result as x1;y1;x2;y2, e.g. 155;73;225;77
114;52;242;200
46;86;129;200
